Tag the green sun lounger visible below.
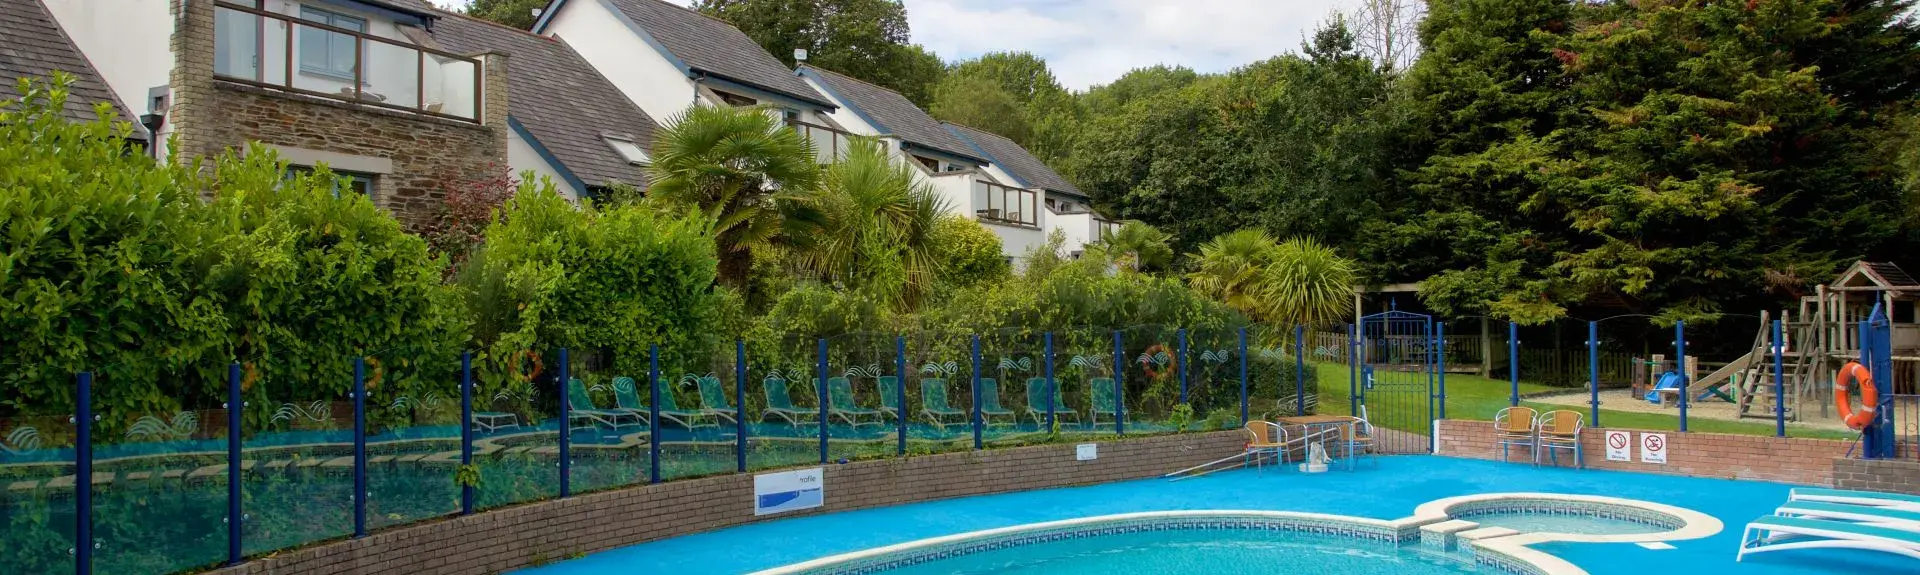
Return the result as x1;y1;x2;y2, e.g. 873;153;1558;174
827;377;884;428
976;378;1016;425
760;377;819;432
611;376;712;429
694;375;740;425
1738;515;1920;561
567;378;643;431
919;378;968;426
1024;377;1079;427
1089;377;1120;427
877;376;904;421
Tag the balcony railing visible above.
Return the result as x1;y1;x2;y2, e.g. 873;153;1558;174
212;2;481;122
790;120;853;164
974;180;1038;227
1095;217;1121;239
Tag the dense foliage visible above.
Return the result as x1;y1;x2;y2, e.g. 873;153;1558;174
695;0;944;106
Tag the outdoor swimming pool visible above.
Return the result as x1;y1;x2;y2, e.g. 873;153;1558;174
513;456;1912;575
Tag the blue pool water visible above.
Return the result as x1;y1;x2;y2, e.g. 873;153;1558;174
881;529;1479;575
515;456;1912;575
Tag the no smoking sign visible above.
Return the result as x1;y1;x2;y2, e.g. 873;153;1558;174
1604;430;1631;462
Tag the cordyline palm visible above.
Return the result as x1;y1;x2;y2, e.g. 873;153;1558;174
1097;221;1174;273
1259;237;1357;327
801;137;948;310
1187;229;1279;316
648;105;821;288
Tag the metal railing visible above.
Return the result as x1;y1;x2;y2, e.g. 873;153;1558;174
790;120;853;164
975;180;1038;227
212;2;482;122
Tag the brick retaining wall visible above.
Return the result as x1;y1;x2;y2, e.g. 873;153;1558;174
1833;458;1920;495
1433;419;1850;485
208;431;1245;575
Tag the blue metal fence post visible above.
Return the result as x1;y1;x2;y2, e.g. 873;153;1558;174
649;345;661;484
226;363;243;564
558;348;571;497
1772;320;1785;438
76;372;93;575
1349;324;1359;416
460;352;474;514
817;339;830;464
1113;330;1126;435
736;340;749;472
1508;322;1520;407
1043;332;1057;432
1587;322;1600;428
971;335;984;450
1676;321;1688;432
352;357;367;538
1237;327;1249;426
1295;325;1306;417
1176;328;1189;404
1437;322;1448;420
895;336;908;455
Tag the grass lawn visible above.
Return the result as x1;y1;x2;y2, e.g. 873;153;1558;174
1302;362;1857;440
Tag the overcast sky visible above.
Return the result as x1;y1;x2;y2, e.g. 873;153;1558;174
435;0;1366;91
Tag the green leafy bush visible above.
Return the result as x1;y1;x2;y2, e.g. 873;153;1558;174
931;215;1009;289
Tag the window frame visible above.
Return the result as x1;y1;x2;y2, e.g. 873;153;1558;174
296;5;368;81
285;165;376;199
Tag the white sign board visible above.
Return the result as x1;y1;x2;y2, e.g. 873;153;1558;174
1604;430;1632;462
754;467;823;516
1639;433;1668;465
1075;443;1098;461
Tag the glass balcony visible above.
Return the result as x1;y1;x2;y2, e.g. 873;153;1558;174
974;181;1039;227
212;2;481;122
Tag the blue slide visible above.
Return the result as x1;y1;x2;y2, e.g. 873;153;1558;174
1644;371;1684;403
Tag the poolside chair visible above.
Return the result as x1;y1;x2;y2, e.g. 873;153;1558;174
919;378;969;427
1493;406;1539;465
1737;515;1920;561
1536;410;1583;468
567;378;643;431
827;377;884;428
975;378;1017;426
1776;501;1920;533
760;377;819;433
611;376;713;429
877;376;905;421
1089;377;1120;428
1790;488;1920;513
1023;377;1080;428
1243;420;1288;474
694;375;740;425
609;377;652;427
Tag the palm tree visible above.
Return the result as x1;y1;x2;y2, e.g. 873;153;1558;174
648;105;821;288
1095;221;1174;273
800;137;948;309
1258;237;1357;326
1186;229;1279;316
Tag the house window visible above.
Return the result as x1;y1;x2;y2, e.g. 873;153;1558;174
298;6;367;80
713;90;757;107
913;155;939;171
604;133;649;166
286;165;375;198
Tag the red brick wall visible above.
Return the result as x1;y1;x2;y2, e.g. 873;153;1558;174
1433;419;1850;485
206;432;1246;575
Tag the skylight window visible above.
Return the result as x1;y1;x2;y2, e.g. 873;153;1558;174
603;133;649;166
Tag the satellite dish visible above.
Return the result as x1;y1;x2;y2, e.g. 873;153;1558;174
794;48;809;62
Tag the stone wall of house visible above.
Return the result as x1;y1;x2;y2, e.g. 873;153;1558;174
1433;419;1851;485
169;0;508;228
1832;458;1920;495
205;431;1245;575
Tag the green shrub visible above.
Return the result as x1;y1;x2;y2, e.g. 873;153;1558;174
931;215;1008;289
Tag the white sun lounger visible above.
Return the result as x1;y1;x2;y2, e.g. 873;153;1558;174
1790;488;1920;512
1777;501;1920;534
1737;515;1920;561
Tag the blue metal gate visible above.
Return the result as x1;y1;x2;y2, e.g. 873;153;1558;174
1357;310;1441;454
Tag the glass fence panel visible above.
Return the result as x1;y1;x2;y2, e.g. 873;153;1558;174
422;54;479;120
904;329;975;453
241;356;353;556
91;370;227;574
1049;327;1114;437
978;328;1045;446
745;334;821;471
361;40;422;112
658;342;741;481
1119;325;1178;434
365;351;461;531
473;348;557;510
567;347;649;493
1186;328;1241;431
1;402;76;575
824;332;899;463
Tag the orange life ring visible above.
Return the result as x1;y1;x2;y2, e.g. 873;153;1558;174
1141;344;1175;379
364;356;385;390
1834;361;1879;431
511;349;544;383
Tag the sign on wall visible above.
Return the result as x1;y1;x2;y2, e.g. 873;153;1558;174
1604;430;1631;462
1639;432;1668;465
754;467;824;516
1076;443;1098;461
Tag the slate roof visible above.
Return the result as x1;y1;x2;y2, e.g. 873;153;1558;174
0;0;141;137
799;65;984;164
601;0;833;108
430;11;657;190
943;122;1082;198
